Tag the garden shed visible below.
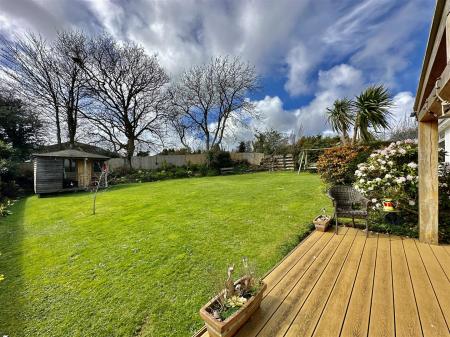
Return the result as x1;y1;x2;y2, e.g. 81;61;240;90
32;149;109;195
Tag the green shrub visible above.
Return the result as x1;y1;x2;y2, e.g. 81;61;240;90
208;150;233;170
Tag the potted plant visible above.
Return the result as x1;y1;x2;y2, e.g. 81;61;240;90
199;258;266;337
313;208;331;232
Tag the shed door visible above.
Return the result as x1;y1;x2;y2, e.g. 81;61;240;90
77;159;92;187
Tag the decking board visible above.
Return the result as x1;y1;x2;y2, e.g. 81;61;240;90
367;234;395;337
194;230;450;337
284;228;358;337
415;241;450;329
256;228;349;337
312;230;367;337
403;239;448;337
340;233;378;337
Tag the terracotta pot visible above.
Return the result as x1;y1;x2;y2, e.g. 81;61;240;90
199;280;267;337
313;215;331;232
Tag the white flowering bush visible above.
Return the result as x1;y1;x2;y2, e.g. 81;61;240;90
353;139;419;212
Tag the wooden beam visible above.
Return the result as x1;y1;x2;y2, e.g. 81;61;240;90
417;62;450;122
418;120;439;244
417;4;449;110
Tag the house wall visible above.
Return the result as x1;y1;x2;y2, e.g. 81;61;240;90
34;157;64;194
107;153;264;171
439;119;450;162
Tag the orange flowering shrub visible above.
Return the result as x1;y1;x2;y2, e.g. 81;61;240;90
317;146;369;185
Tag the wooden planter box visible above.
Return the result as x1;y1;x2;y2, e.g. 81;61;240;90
199;280;267;337
313;215;331;232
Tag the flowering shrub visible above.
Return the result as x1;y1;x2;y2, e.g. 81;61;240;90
317;146;369;185
353;140;419;212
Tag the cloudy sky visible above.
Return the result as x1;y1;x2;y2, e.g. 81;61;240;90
0;0;434;148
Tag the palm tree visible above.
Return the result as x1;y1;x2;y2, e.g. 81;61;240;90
352;85;393;144
326;98;353;145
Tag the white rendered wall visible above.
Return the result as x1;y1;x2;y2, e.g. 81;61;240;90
446;127;450;163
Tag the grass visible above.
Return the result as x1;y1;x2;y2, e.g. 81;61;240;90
0;172;330;337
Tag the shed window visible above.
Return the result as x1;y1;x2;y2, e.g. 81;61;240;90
64;159;76;172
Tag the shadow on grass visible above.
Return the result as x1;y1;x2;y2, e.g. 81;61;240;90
0;198;26;336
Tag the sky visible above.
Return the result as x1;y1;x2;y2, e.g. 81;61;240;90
0;0;435;149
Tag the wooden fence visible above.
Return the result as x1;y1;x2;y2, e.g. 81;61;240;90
107;152;265;171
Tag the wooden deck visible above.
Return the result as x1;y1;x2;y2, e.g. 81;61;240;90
196;228;450;337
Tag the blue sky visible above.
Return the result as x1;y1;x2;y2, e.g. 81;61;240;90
0;0;434;147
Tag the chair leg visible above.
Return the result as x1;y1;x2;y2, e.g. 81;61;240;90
352;217;355;227
335;214;338;234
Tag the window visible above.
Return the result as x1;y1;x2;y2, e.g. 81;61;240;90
64;159;76;172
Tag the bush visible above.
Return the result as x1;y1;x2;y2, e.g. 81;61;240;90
353;140;450;241
0;181;20;200
354;140;419;213
317;146;370;185
208;150;233;170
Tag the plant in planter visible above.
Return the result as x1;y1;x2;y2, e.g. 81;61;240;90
313;208;331;232
200;258;266;337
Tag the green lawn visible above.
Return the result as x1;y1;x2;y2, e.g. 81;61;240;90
0;172;329;337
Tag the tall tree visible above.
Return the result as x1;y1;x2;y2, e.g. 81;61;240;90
74;35;169;165
0;31;89;146
326;98;353;145
0;33;62;144
53;30;89;145
169;56;259;151
352;85;393;143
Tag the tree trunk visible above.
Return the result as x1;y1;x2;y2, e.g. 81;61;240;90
126;137;135;169
55;106;62;147
67;107;76;146
352;113;359;145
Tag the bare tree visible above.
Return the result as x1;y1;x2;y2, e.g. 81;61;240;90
0;31;89;146
389;114;418;141
169;56;259;152
0;33;62;144
74;35;169;165
53;30;90;145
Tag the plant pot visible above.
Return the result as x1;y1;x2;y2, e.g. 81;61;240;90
383;198;395;212
313;215;331;232
199;279;267;337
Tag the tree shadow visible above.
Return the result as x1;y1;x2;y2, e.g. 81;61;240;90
0;198;26;335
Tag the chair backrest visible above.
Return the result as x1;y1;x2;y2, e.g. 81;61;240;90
328;186;363;205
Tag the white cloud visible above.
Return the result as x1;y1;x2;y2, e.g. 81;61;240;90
284;44;314;95
223;64;365;147
390;91;415;125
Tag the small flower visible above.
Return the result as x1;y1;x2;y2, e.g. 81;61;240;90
408;200;416;206
407;162;418;169
371;198;377;203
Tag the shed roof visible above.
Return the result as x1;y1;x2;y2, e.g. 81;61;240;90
32;149;110;160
